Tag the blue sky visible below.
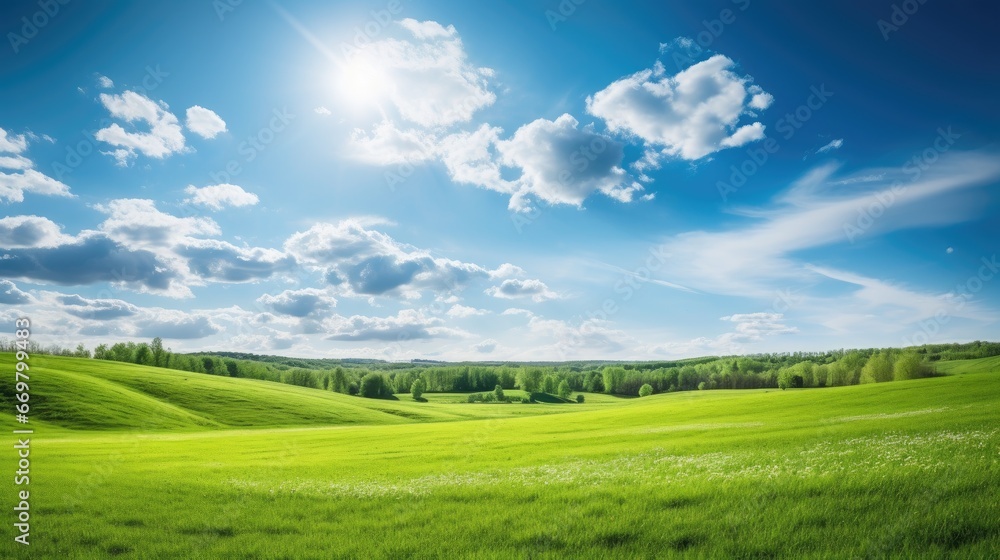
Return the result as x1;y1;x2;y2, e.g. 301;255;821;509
1;0;999;360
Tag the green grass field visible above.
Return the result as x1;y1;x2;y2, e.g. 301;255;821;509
2;353;998;558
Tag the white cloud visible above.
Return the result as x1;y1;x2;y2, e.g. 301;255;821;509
0;215;74;248
485;278;560;302
0;169;73;203
0;280;31;305
501;307;534;317
343;19;495;128
134;308;221;339
446;304;490;318
437;124;516;194
0;128;72;202
646;313;796;358
497;114;644;211
0;128;28;153
285;219;503;298
0;154;33;170
526;315;630;357
96;198;220;249
95;91;186;163
185;105;227;139
473;338;497;353
350;120;437;165
96;75;114;89
817;138;844;153
323;308;464;341
183;184;259;210
314;106;332;116
257;288;337;318
398;18;456;40
587;55;773;161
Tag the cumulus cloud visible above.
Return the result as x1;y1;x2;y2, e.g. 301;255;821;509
0;234;184;296
183;184;259;210
0;128;72;202
95;198;220;248
350;120;437;165
437;124;515;194
497;114;643;211
185;105;227;139
485;278;560;302
96;75;114;89
95;91;186;164
176;239;296;283
323;309;463;341
587;55;773;161
0;280;31;304
0;216;73;248
58;294;139;320
135;310;220;339
285;219;507;298
473;339;497;353
446;304;489;318
0;128;28;153
257;288;337;318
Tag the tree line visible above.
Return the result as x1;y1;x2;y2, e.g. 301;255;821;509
3;338;997;399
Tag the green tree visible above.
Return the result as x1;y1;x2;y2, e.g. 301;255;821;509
150;337;164;367
893;353;929;381
359;373;391;398
493;384;505;402
517;368;544;393
411;377;426;400
861;352;894;383
557;380;571;399
638;383;653;397
576;394;585;403
331;367;347;393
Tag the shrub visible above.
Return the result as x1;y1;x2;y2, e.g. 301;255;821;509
576;394;585;403
493;384;506;402
467;393;484;403
638;384;653;397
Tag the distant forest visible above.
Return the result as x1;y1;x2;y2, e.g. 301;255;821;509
4;338;999;398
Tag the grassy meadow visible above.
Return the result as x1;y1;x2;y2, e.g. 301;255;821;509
1;353;999;558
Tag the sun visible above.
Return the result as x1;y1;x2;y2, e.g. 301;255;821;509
336;54;390;107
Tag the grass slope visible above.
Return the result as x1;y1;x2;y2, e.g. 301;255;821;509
1;355;997;558
0;354;625;433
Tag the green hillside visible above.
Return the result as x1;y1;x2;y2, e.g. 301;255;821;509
0;354;625;433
